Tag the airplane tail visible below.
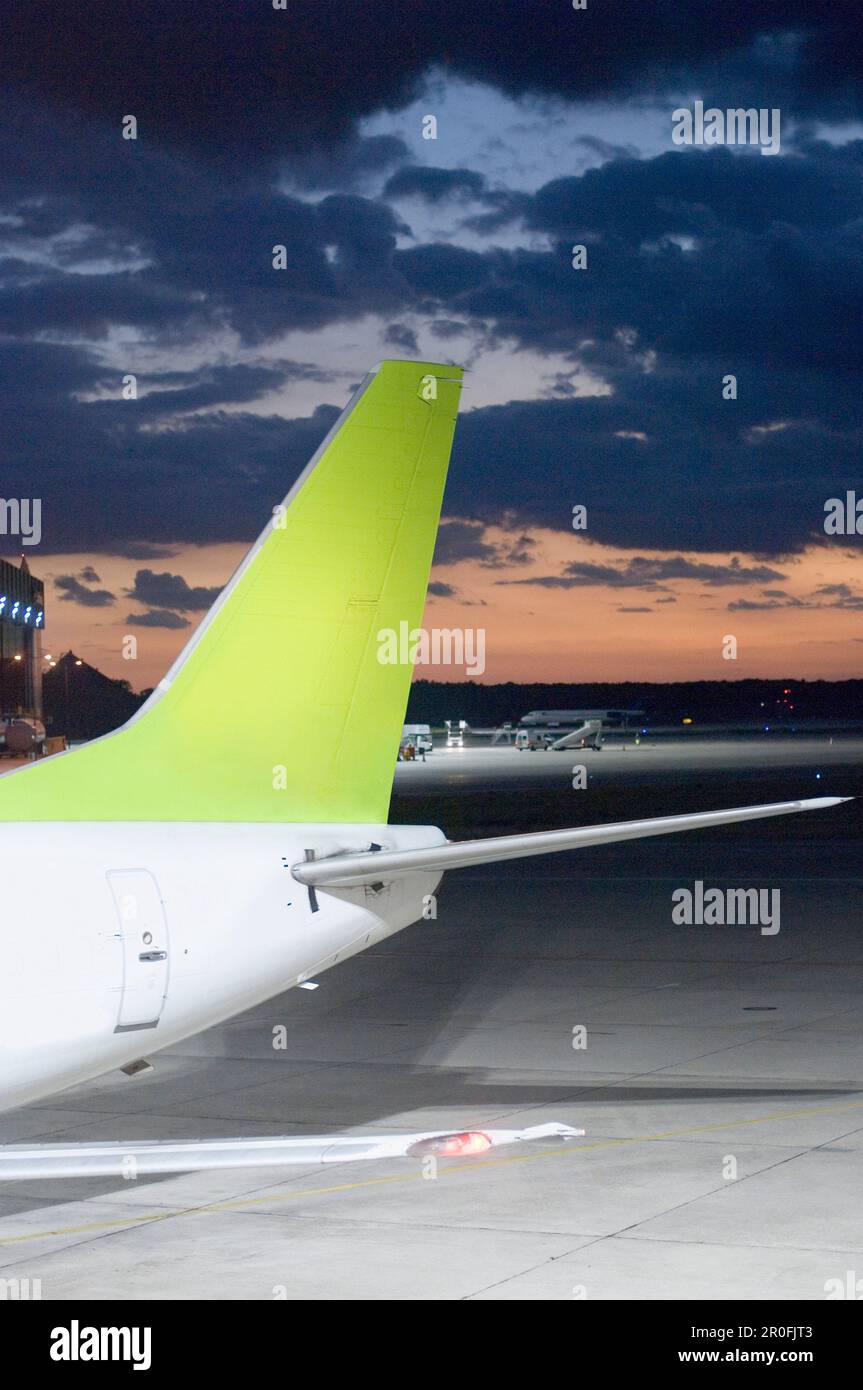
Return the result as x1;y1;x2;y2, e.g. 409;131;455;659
0;361;463;823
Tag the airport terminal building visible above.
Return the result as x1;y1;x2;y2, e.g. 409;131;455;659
0;556;45;719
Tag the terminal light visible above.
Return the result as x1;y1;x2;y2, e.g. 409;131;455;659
0;597;44;628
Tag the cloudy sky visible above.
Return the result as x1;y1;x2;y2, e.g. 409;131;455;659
2;2;862;686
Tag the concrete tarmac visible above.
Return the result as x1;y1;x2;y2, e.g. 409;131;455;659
1;736;861;1300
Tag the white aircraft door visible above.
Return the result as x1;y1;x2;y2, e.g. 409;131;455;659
107;870;170;1032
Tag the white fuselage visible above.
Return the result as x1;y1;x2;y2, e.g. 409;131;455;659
0;822;445;1113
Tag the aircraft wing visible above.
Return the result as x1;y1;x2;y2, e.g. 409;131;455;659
293;797;848;889
0;1124;583;1179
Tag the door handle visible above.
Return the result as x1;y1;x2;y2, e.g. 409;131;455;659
138;950;167;962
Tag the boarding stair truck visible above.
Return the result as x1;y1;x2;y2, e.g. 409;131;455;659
516;719;604;752
548;719;604;751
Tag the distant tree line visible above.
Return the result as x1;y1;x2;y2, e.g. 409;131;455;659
42;657;863;743
405;679;863;726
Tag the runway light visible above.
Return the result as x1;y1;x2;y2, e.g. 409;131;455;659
682;717;693;725
406;1131;493;1158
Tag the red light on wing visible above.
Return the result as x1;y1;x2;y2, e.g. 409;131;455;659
407;1131;493;1158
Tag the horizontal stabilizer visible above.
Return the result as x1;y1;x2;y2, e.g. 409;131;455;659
293;797;850;889
0;1123;583;1179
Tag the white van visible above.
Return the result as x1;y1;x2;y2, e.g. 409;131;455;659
515;728;553;751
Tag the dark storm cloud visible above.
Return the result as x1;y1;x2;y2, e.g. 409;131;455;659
447;148;863;375
0;267;197;341
0;97;414;345
3;348;859;556
126;608;191;629
2;5;862;563
428;581;457;598
728;597;790;610
728;582;863;610
525;148;863;243
102;543;181;561
449;377;863;555
125;362;333;419
432;521;536;569
0;334;346;551
4;89;861;365
397;244;490;300
433;521;502;567
384;322;419;354
7;2;863;169
505;534;538;566
0;203;412;348
502;556;786;591
125;570;222;612
285;134;410;192
54;574;116;606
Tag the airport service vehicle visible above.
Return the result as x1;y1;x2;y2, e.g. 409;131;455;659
401;723;433;754
0;360;846;1177
515;728;552;750
515;719;604;752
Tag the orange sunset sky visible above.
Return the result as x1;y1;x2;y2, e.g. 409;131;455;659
33;524;863;692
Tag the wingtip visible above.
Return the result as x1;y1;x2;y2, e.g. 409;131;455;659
800;795;854;808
